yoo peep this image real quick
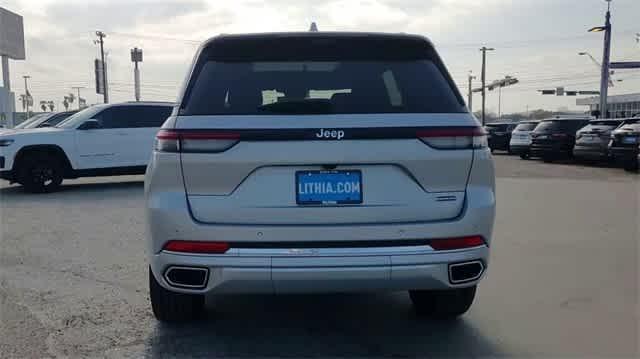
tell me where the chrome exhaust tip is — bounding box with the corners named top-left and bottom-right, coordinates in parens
top-left (449, 260), bottom-right (484, 284)
top-left (164, 266), bottom-right (209, 289)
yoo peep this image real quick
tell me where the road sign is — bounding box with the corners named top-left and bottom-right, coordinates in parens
top-left (0, 7), bottom-right (25, 60)
top-left (609, 62), bottom-right (640, 69)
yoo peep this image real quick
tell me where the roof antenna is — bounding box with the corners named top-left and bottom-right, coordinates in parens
top-left (309, 22), bottom-right (318, 32)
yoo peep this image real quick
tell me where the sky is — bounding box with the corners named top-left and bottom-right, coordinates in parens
top-left (2, 0), bottom-right (640, 115)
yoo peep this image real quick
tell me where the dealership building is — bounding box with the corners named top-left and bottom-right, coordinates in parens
top-left (576, 93), bottom-right (640, 118)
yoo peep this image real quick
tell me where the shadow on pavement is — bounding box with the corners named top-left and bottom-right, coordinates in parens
top-left (144, 293), bottom-right (504, 357)
top-left (0, 180), bottom-right (143, 198)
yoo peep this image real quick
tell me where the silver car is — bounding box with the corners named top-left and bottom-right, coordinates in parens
top-left (145, 32), bottom-right (496, 322)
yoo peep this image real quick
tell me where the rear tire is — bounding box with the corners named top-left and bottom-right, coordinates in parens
top-left (149, 267), bottom-right (205, 322)
top-left (17, 153), bottom-right (64, 193)
top-left (409, 286), bottom-right (476, 319)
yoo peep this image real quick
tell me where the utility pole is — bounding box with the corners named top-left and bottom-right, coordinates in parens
top-left (599, 1), bottom-right (612, 118)
top-left (95, 31), bottom-right (108, 103)
top-left (467, 71), bottom-right (476, 112)
top-left (71, 86), bottom-right (85, 110)
top-left (23, 75), bottom-right (31, 116)
top-left (498, 85), bottom-right (502, 120)
top-left (479, 47), bottom-right (494, 125)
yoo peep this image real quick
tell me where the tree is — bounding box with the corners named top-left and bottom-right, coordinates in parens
top-left (48, 101), bottom-right (55, 112)
top-left (40, 101), bottom-right (47, 112)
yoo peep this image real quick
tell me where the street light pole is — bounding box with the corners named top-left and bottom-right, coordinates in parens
top-left (599, 1), bottom-right (612, 118)
top-left (480, 47), bottom-right (494, 125)
top-left (95, 31), bottom-right (108, 103)
top-left (498, 85), bottom-right (502, 120)
top-left (71, 86), bottom-right (85, 110)
top-left (467, 71), bottom-right (476, 112)
top-left (588, 0), bottom-right (613, 118)
top-left (23, 75), bottom-right (31, 116)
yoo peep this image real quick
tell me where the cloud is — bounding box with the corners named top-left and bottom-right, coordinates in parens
top-left (45, 0), bottom-right (207, 32)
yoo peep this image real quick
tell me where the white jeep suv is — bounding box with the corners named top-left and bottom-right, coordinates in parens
top-left (0, 102), bottom-right (173, 192)
top-left (145, 32), bottom-right (495, 322)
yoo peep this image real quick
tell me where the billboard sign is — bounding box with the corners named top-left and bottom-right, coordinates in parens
top-left (0, 7), bottom-right (26, 60)
top-left (609, 62), bottom-right (640, 70)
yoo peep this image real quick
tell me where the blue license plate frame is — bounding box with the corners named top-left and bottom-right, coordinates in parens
top-left (296, 170), bottom-right (363, 205)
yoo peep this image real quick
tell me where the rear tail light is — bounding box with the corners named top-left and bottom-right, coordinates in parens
top-left (417, 127), bottom-right (487, 150)
top-left (163, 240), bottom-right (230, 254)
top-left (430, 236), bottom-right (486, 250)
top-left (155, 130), bottom-right (240, 153)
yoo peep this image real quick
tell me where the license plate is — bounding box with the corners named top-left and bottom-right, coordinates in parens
top-left (622, 136), bottom-right (638, 144)
top-left (296, 170), bottom-right (362, 205)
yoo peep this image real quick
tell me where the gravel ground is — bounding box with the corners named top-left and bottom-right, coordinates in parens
top-left (1, 155), bottom-right (638, 358)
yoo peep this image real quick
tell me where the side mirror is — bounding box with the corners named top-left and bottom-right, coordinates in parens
top-left (78, 119), bottom-right (101, 130)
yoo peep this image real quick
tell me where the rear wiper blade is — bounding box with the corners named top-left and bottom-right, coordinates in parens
top-left (258, 99), bottom-right (332, 114)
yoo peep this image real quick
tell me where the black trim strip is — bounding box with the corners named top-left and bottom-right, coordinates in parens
top-left (172, 126), bottom-right (479, 141)
top-left (230, 239), bottom-right (430, 249)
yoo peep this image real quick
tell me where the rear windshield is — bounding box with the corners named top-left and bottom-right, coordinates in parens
top-left (180, 36), bottom-right (465, 116)
top-left (535, 120), bottom-right (588, 132)
top-left (485, 124), bottom-right (510, 131)
top-left (618, 123), bottom-right (640, 131)
top-left (580, 120), bottom-right (621, 132)
top-left (181, 61), bottom-right (465, 115)
top-left (514, 122), bottom-right (538, 131)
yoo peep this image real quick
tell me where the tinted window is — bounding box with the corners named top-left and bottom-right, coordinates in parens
top-left (181, 60), bottom-right (465, 116)
top-left (536, 120), bottom-right (588, 132)
top-left (93, 106), bottom-right (171, 128)
top-left (579, 120), bottom-right (621, 132)
top-left (590, 120), bottom-right (621, 126)
top-left (485, 124), bottom-right (509, 131)
top-left (40, 112), bottom-right (75, 127)
top-left (133, 106), bottom-right (172, 127)
top-left (514, 122), bottom-right (538, 131)
top-left (619, 123), bottom-right (640, 131)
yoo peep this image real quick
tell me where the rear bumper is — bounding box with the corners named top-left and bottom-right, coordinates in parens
top-left (508, 144), bottom-right (530, 154)
top-left (150, 245), bottom-right (489, 295)
top-left (146, 183), bottom-right (495, 294)
top-left (610, 147), bottom-right (639, 161)
top-left (573, 145), bottom-right (608, 160)
top-left (488, 137), bottom-right (509, 150)
top-left (530, 143), bottom-right (572, 157)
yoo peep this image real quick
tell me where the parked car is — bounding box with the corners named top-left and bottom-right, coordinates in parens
top-left (485, 122), bottom-right (517, 153)
top-left (509, 120), bottom-right (540, 159)
top-left (13, 111), bottom-right (78, 130)
top-left (0, 102), bottom-right (173, 192)
top-left (145, 32), bottom-right (496, 322)
top-left (609, 118), bottom-right (640, 172)
top-left (2, 114), bottom-right (48, 132)
top-left (573, 119), bottom-right (623, 162)
top-left (530, 118), bottom-right (591, 161)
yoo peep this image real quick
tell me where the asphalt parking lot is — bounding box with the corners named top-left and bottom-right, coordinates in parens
top-left (1, 155), bottom-right (638, 358)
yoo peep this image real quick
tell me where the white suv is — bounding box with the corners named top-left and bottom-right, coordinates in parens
top-left (145, 32), bottom-right (495, 322)
top-left (0, 102), bottom-right (173, 192)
